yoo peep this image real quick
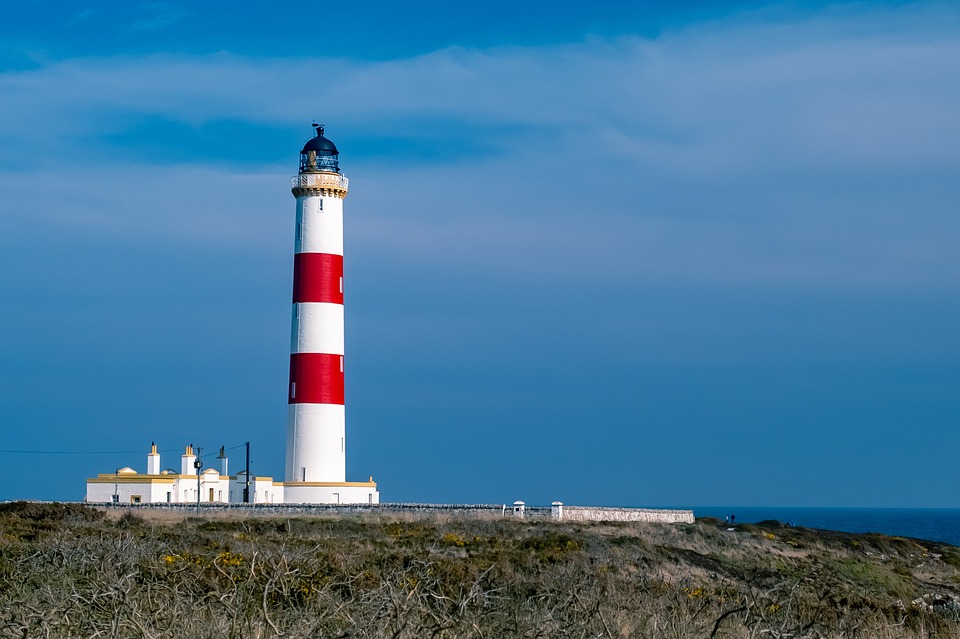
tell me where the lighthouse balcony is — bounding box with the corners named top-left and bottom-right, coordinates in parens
top-left (291, 173), bottom-right (349, 190)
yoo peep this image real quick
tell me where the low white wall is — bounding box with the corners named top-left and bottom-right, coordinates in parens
top-left (558, 506), bottom-right (694, 523)
top-left (87, 502), bottom-right (693, 524)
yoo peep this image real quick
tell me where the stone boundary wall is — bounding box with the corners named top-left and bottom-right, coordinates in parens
top-left (560, 506), bottom-right (695, 524)
top-left (81, 501), bottom-right (694, 524)
top-left (108, 502), bottom-right (511, 518)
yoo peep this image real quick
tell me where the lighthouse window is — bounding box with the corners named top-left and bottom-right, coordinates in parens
top-left (291, 382), bottom-right (296, 398)
top-left (318, 199), bottom-right (323, 211)
top-left (340, 356), bottom-right (344, 372)
top-left (339, 277), bottom-right (343, 293)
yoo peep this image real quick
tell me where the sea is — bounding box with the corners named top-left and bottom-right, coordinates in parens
top-left (689, 507), bottom-right (960, 547)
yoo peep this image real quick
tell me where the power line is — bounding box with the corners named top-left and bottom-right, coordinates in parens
top-left (0, 443), bottom-right (250, 457)
top-left (0, 449), bottom-right (174, 455)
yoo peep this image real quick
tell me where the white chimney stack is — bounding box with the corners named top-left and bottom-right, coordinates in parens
top-left (218, 446), bottom-right (228, 477)
top-left (146, 442), bottom-right (160, 475)
top-left (181, 444), bottom-right (197, 475)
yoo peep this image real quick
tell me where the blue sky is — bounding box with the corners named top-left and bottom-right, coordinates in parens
top-left (1, 1), bottom-right (958, 507)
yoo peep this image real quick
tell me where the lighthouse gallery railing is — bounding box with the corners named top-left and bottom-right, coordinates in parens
top-left (291, 173), bottom-right (349, 190)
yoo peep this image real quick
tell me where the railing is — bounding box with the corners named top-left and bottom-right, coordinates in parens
top-left (291, 173), bottom-right (349, 190)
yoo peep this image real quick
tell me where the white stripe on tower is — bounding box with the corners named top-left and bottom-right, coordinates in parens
top-left (285, 125), bottom-right (349, 484)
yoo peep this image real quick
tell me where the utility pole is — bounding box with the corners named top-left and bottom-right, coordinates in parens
top-left (195, 447), bottom-right (203, 513)
top-left (244, 441), bottom-right (251, 504)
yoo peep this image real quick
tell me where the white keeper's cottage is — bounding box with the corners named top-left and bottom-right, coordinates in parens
top-left (85, 443), bottom-right (378, 505)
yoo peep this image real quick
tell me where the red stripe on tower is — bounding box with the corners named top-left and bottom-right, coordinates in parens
top-left (292, 253), bottom-right (344, 304)
top-left (288, 353), bottom-right (345, 405)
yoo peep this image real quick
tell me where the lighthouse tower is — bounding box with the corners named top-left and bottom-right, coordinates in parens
top-left (284, 125), bottom-right (379, 504)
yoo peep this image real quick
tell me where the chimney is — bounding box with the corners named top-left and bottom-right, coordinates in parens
top-left (181, 444), bottom-right (197, 475)
top-left (146, 442), bottom-right (160, 475)
top-left (218, 446), bottom-right (228, 477)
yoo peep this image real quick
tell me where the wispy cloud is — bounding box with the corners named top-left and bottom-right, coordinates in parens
top-left (126, 2), bottom-right (190, 33)
top-left (0, 4), bottom-right (957, 293)
top-left (3, 7), bottom-right (958, 165)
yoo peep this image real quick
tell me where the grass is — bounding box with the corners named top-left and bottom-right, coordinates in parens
top-left (0, 503), bottom-right (959, 638)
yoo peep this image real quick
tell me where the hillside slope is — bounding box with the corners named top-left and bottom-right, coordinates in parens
top-left (1, 503), bottom-right (959, 638)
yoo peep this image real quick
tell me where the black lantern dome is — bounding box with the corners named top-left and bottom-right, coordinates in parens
top-left (299, 124), bottom-right (340, 174)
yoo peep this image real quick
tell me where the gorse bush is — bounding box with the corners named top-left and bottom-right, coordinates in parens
top-left (0, 505), bottom-right (958, 638)
top-left (0, 500), bottom-right (103, 541)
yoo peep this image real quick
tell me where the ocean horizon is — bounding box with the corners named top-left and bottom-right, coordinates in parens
top-left (686, 506), bottom-right (960, 547)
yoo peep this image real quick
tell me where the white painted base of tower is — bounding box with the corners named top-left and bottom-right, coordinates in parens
top-left (285, 404), bottom-right (346, 482)
top-left (283, 482), bottom-right (380, 504)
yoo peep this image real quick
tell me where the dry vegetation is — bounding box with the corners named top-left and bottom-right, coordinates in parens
top-left (1, 502), bottom-right (960, 638)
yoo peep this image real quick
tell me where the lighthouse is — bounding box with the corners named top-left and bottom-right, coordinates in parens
top-left (283, 125), bottom-right (379, 504)
top-left (85, 126), bottom-right (379, 506)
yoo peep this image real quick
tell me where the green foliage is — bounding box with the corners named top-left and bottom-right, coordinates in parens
top-left (830, 558), bottom-right (916, 599)
top-left (517, 530), bottom-right (582, 561)
top-left (0, 501), bottom-right (104, 541)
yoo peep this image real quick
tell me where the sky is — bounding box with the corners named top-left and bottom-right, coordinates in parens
top-left (1, 1), bottom-right (958, 508)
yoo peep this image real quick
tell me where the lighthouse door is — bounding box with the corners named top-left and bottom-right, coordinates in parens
top-left (208, 488), bottom-right (215, 502)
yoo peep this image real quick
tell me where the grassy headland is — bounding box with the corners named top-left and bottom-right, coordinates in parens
top-left (1, 502), bottom-right (959, 637)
